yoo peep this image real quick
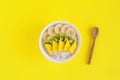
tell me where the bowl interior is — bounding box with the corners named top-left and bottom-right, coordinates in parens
top-left (39, 21), bottom-right (81, 62)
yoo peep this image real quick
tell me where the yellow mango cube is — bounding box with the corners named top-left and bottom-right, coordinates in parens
top-left (52, 40), bottom-right (58, 52)
top-left (58, 40), bottom-right (64, 51)
top-left (44, 44), bottom-right (52, 54)
top-left (64, 40), bottom-right (70, 51)
top-left (69, 42), bottom-right (77, 53)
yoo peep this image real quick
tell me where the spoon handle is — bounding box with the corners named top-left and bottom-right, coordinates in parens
top-left (88, 38), bottom-right (96, 64)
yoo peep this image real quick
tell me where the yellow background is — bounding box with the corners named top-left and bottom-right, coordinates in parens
top-left (0, 0), bottom-right (120, 80)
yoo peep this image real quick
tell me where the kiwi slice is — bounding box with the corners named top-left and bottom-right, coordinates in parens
top-left (42, 39), bottom-right (52, 44)
top-left (65, 34), bottom-right (77, 44)
top-left (58, 33), bottom-right (66, 41)
top-left (43, 32), bottom-right (77, 45)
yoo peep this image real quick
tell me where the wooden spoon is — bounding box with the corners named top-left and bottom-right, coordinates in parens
top-left (88, 27), bottom-right (99, 64)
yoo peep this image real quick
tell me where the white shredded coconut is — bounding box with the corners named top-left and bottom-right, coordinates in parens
top-left (50, 51), bottom-right (72, 61)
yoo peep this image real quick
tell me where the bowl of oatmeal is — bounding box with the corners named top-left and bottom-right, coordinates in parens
top-left (39, 21), bottom-right (81, 62)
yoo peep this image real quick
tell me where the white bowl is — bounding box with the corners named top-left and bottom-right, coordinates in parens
top-left (39, 21), bottom-right (82, 63)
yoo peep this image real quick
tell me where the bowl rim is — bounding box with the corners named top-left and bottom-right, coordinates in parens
top-left (39, 21), bottom-right (82, 63)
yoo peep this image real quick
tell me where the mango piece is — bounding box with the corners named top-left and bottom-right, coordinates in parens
top-left (52, 40), bottom-right (58, 52)
top-left (69, 42), bottom-right (77, 53)
top-left (64, 40), bottom-right (70, 51)
top-left (58, 40), bottom-right (64, 51)
top-left (44, 44), bottom-right (52, 54)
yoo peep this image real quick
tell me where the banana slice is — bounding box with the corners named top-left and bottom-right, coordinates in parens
top-left (61, 25), bottom-right (70, 33)
top-left (48, 27), bottom-right (55, 35)
top-left (43, 32), bottom-right (49, 40)
top-left (55, 24), bottom-right (63, 33)
top-left (75, 34), bottom-right (78, 40)
top-left (66, 28), bottom-right (76, 36)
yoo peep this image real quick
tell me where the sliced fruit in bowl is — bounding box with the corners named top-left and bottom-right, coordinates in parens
top-left (39, 21), bottom-right (81, 62)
